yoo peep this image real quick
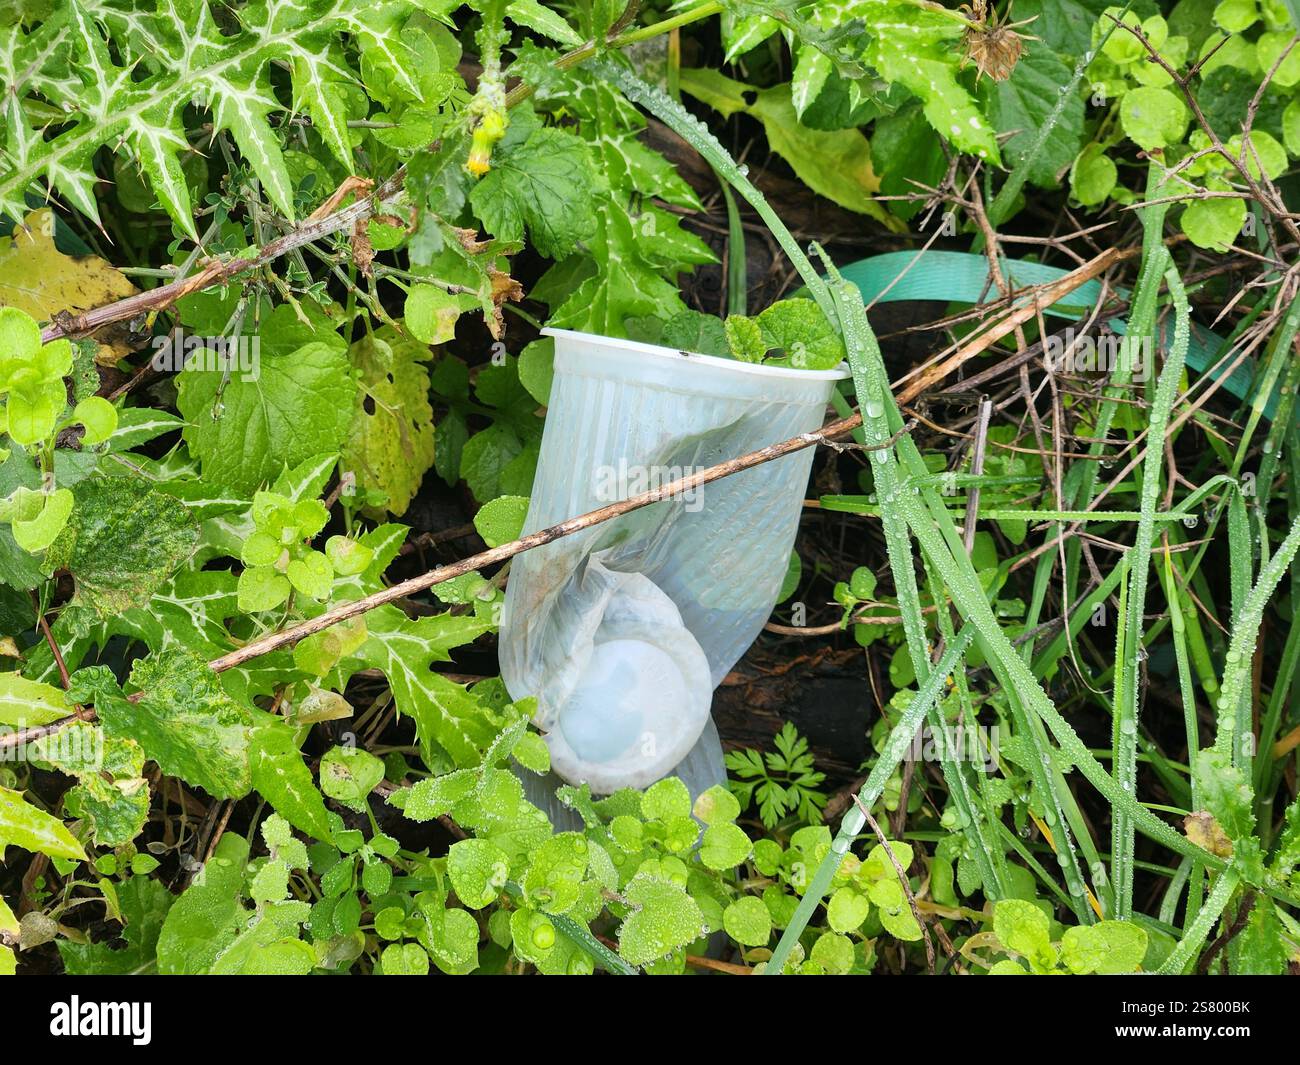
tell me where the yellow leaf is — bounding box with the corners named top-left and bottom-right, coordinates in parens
top-left (0, 209), bottom-right (138, 365)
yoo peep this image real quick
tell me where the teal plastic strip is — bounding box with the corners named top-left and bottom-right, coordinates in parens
top-left (824, 250), bottom-right (1269, 418)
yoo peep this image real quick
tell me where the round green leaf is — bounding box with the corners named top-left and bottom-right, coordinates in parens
top-left (723, 896), bottom-right (772, 947)
top-left (287, 551), bottom-right (333, 600)
top-left (241, 530), bottom-right (282, 567)
top-left (237, 565), bottom-right (291, 612)
top-left (1227, 130), bottom-right (1287, 180)
top-left (810, 931), bottom-right (854, 974)
top-left (405, 285), bottom-right (462, 346)
top-left (0, 307), bottom-right (41, 366)
top-left (11, 487), bottom-right (73, 554)
top-left (1061, 919), bottom-right (1149, 974)
top-left (1214, 0), bottom-right (1259, 32)
top-left (325, 534), bottom-right (374, 576)
top-left (448, 837), bottom-right (509, 909)
top-left (827, 886), bottom-right (871, 933)
top-left (1284, 98), bottom-right (1300, 157)
top-left (699, 822), bottom-right (752, 870)
top-left (381, 941), bottom-right (430, 975)
top-left (473, 494), bottom-right (529, 548)
top-left (71, 396), bottom-right (117, 445)
top-left (1070, 144), bottom-right (1118, 206)
top-left (641, 777), bottom-right (691, 821)
top-left (692, 784), bottom-right (741, 825)
top-left (1120, 86), bottom-right (1189, 150)
top-left (992, 898), bottom-right (1057, 971)
top-left (320, 745), bottom-right (385, 812)
top-left (1098, 9), bottom-right (1144, 63)
top-left (1256, 30), bottom-right (1300, 85)
top-left (1182, 192), bottom-right (1247, 251)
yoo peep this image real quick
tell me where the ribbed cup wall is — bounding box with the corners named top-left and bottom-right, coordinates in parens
top-left (500, 329), bottom-right (848, 796)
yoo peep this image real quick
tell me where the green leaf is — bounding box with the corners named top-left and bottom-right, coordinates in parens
top-left (54, 727), bottom-right (150, 848)
top-left (71, 396), bottom-right (117, 445)
top-left (156, 834), bottom-right (251, 975)
top-left (660, 310), bottom-right (729, 357)
top-left (448, 837), bottom-right (509, 908)
top-left (380, 941), bottom-right (431, 975)
top-left (405, 286), bottom-right (464, 345)
top-left (522, 832), bottom-right (589, 914)
top-left (286, 551), bottom-right (333, 600)
top-left (237, 565), bottom-right (291, 613)
top-left (1194, 748), bottom-right (1256, 841)
top-left (319, 744), bottom-right (385, 812)
top-left (1061, 919), bottom-right (1149, 974)
top-left (473, 494), bottom-right (529, 547)
top-left (8, 485), bottom-right (73, 554)
top-left (397, 769), bottom-right (478, 820)
top-left (618, 873), bottom-right (707, 964)
top-left (992, 899), bottom-right (1057, 971)
top-left (1070, 143), bottom-right (1118, 206)
top-left (1215, 0), bottom-right (1260, 32)
top-left (0, 2), bottom-right (394, 233)
top-left (827, 886), bottom-right (872, 932)
top-left (470, 127), bottom-right (599, 259)
top-left (0, 674), bottom-right (70, 729)
top-left (699, 822), bottom-right (753, 870)
top-left (248, 720), bottom-right (333, 841)
top-left (722, 895), bottom-right (772, 947)
top-left (1227, 130), bottom-right (1287, 179)
top-left (0, 306), bottom-right (41, 363)
top-left (1120, 86), bottom-right (1190, 150)
top-left (641, 777), bottom-right (692, 821)
top-left (1228, 898), bottom-right (1288, 974)
top-left (692, 784), bottom-right (741, 825)
top-left (724, 314), bottom-right (766, 362)
top-left (809, 930), bottom-right (854, 974)
top-left (859, 5), bottom-right (1001, 162)
top-left (756, 298), bottom-right (846, 370)
top-left (353, 606), bottom-right (496, 768)
top-left (80, 651), bottom-right (252, 800)
top-left (0, 785), bottom-right (86, 861)
top-left (506, 0), bottom-right (582, 45)
top-left (45, 476), bottom-right (198, 629)
top-left (511, 731), bottom-right (550, 774)
top-left (177, 342), bottom-right (356, 496)
top-left (679, 69), bottom-right (896, 226)
top-left (1182, 189), bottom-right (1247, 251)
top-left (984, 46), bottom-right (1085, 188)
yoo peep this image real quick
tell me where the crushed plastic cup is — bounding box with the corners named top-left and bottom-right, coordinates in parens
top-left (501, 327), bottom-right (849, 802)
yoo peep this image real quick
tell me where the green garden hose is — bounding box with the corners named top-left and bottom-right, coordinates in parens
top-left (829, 250), bottom-right (1270, 418)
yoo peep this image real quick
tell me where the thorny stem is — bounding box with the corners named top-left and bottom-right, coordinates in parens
top-left (41, 3), bottom-right (726, 345)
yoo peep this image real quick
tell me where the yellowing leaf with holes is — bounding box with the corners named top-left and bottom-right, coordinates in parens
top-left (341, 329), bottom-right (436, 517)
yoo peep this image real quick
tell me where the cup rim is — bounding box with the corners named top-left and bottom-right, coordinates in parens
top-left (542, 328), bottom-right (852, 382)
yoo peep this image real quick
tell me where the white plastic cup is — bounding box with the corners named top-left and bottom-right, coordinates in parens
top-left (501, 328), bottom-right (849, 799)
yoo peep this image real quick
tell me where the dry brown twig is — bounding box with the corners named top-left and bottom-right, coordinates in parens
top-left (0, 409), bottom-right (876, 750)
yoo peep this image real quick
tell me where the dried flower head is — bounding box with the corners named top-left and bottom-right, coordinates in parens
top-left (961, 0), bottom-right (1038, 82)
